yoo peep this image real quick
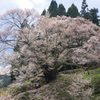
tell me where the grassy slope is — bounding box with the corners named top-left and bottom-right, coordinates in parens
top-left (83, 68), bottom-right (100, 100)
top-left (0, 67), bottom-right (100, 100)
top-left (13, 68), bottom-right (100, 100)
top-left (14, 74), bottom-right (74, 100)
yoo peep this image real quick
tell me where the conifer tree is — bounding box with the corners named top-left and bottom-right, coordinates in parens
top-left (57, 4), bottom-right (66, 16)
top-left (66, 4), bottom-right (80, 18)
top-left (90, 8), bottom-right (99, 26)
top-left (80, 0), bottom-right (99, 26)
top-left (48, 0), bottom-right (58, 17)
top-left (80, 0), bottom-right (88, 17)
top-left (41, 9), bottom-right (46, 16)
top-left (83, 10), bottom-right (91, 20)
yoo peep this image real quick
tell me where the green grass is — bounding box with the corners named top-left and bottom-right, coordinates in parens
top-left (94, 94), bottom-right (100, 100)
top-left (83, 67), bottom-right (100, 100)
top-left (83, 67), bottom-right (100, 78)
top-left (83, 73), bottom-right (100, 79)
top-left (42, 91), bottom-right (46, 96)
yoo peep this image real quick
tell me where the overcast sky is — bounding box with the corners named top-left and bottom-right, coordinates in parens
top-left (0, 0), bottom-right (100, 16)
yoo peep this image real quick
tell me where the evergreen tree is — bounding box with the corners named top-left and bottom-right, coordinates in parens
top-left (80, 0), bottom-right (99, 26)
top-left (84, 10), bottom-right (91, 20)
top-left (41, 9), bottom-right (46, 16)
top-left (57, 4), bottom-right (66, 16)
top-left (80, 0), bottom-right (88, 18)
top-left (90, 8), bottom-right (99, 26)
top-left (48, 0), bottom-right (58, 17)
top-left (66, 4), bottom-right (80, 18)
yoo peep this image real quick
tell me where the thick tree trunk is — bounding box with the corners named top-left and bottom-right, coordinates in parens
top-left (43, 67), bottom-right (57, 83)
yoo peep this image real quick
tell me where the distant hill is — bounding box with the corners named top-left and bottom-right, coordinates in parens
top-left (0, 65), bottom-right (11, 88)
top-left (0, 74), bottom-right (11, 88)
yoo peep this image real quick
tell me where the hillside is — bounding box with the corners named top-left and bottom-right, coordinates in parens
top-left (0, 75), bottom-right (11, 88)
top-left (0, 68), bottom-right (100, 100)
top-left (13, 68), bottom-right (100, 100)
top-left (0, 66), bottom-right (11, 88)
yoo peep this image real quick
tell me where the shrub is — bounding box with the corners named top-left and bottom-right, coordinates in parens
top-left (92, 76), bottom-right (100, 94)
top-left (8, 81), bottom-right (34, 96)
top-left (67, 74), bottom-right (94, 100)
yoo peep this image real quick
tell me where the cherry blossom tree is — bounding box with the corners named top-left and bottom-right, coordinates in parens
top-left (11, 15), bottom-right (85, 83)
top-left (0, 9), bottom-right (100, 83)
top-left (0, 8), bottom-right (39, 62)
top-left (0, 8), bottom-right (39, 82)
top-left (10, 15), bottom-right (70, 83)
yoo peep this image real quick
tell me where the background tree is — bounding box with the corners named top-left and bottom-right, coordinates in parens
top-left (80, 0), bottom-right (99, 26)
top-left (0, 8), bottom-right (39, 82)
top-left (48, 0), bottom-right (58, 17)
top-left (90, 8), bottom-right (99, 26)
top-left (0, 8), bottom-right (39, 54)
top-left (83, 10), bottom-right (91, 20)
top-left (41, 9), bottom-right (46, 16)
top-left (80, 0), bottom-right (88, 18)
top-left (57, 4), bottom-right (66, 16)
top-left (66, 3), bottom-right (80, 18)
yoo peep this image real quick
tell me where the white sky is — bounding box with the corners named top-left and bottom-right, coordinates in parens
top-left (0, 0), bottom-right (100, 16)
top-left (0, 65), bottom-right (11, 75)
